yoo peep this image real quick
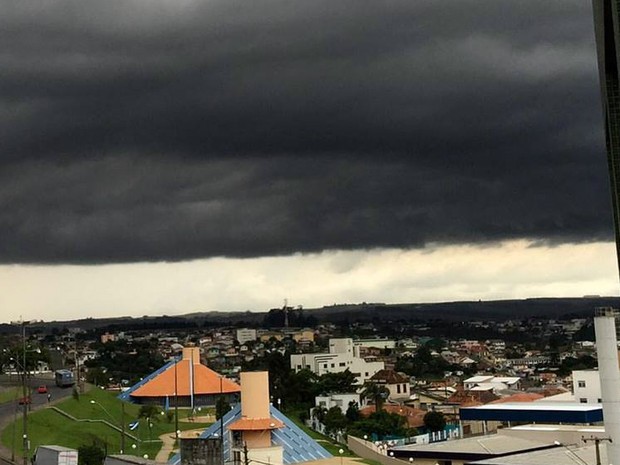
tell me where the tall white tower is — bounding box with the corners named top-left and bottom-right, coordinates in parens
top-left (594, 307), bottom-right (620, 464)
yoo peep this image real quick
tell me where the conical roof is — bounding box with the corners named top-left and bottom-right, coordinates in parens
top-left (127, 347), bottom-right (240, 398)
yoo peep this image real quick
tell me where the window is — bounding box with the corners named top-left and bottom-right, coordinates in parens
top-left (397, 385), bottom-right (401, 394)
top-left (323, 364), bottom-right (328, 369)
top-left (297, 365), bottom-right (302, 370)
top-left (580, 398), bottom-right (588, 403)
top-left (598, 398), bottom-right (602, 403)
top-left (331, 363), bottom-right (335, 368)
top-left (578, 380), bottom-right (586, 388)
top-left (339, 362), bottom-right (346, 367)
top-left (365, 372), bottom-right (369, 377)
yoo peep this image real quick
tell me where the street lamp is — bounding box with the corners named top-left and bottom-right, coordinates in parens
top-left (90, 400), bottom-right (126, 453)
top-left (8, 319), bottom-right (32, 465)
top-left (339, 448), bottom-right (344, 465)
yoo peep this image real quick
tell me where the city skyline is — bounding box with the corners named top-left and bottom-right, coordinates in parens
top-left (0, 1), bottom-right (616, 322)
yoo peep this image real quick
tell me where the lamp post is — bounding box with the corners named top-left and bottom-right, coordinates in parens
top-left (90, 400), bottom-right (125, 453)
top-left (339, 448), bottom-right (344, 465)
top-left (16, 320), bottom-right (29, 465)
top-left (7, 339), bottom-right (39, 464)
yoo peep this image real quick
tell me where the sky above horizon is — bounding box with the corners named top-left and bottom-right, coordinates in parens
top-left (1, 0), bottom-right (619, 323)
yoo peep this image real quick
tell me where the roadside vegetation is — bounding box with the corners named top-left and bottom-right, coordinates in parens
top-left (0, 386), bottom-right (212, 461)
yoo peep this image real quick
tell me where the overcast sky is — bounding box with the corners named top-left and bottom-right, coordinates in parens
top-left (1, 0), bottom-right (617, 323)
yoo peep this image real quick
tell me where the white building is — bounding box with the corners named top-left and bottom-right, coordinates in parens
top-left (291, 338), bottom-right (384, 384)
top-left (236, 328), bottom-right (257, 345)
top-left (352, 338), bottom-right (396, 354)
top-left (463, 375), bottom-right (521, 392)
top-left (315, 393), bottom-right (361, 414)
top-left (573, 369), bottom-right (601, 404)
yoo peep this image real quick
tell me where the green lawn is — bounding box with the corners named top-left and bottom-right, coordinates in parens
top-left (0, 387), bottom-right (21, 405)
top-left (1, 387), bottom-right (212, 461)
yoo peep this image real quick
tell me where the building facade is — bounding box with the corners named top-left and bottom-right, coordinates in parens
top-left (290, 338), bottom-right (384, 384)
top-left (593, 0), bottom-right (620, 270)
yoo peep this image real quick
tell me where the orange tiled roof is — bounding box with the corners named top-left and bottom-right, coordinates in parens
top-left (228, 417), bottom-right (284, 431)
top-left (489, 393), bottom-right (544, 404)
top-left (131, 359), bottom-right (241, 397)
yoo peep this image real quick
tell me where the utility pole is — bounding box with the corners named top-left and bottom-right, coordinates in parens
top-left (243, 442), bottom-right (249, 465)
top-left (583, 435), bottom-right (612, 465)
top-left (174, 357), bottom-right (179, 441)
top-left (21, 320), bottom-right (29, 465)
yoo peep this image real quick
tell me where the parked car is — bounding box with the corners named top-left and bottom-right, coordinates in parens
top-left (37, 385), bottom-right (48, 394)
top-left (18, 396), bottom-right (31, 405)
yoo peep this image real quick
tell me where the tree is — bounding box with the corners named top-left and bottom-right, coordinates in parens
top-left (216, 396), bottom-right (231, 420)
top-left (319, 370), bottom-right (358, 394)
top-left (312, 405), bottom-right (327, 424)
top-left (361, 382), bottom-right (390, 413)
top-left (345, 401), bottom-right (360, 422)
top-left (138, 404), bottom-right (161, 419)
top-left (78, 445), bottom-right (105, 465)
top-left (347, 410), bottom-right (412, 440)
top-left (423, 411), bottom-right (446, 432)
top-left (323, 406), bottom-right (348, 436)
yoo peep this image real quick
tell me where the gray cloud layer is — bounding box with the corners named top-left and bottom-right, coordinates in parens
top-left (0, 0), bottom-right (612, 263)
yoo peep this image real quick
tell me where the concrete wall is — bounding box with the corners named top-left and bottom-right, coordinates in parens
top-left (247, 446), bottom-right (283, 465)
top-left (240, 372), bottom-right (269, 419)
top-left (572, 370), bottom-right (601, 404)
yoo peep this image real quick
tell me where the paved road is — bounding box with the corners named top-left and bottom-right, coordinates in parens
top-left (0, 378), bottom-right (75, 463)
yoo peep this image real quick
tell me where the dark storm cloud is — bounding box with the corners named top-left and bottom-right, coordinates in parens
top-left (0, 0), bottom-right (612, 263)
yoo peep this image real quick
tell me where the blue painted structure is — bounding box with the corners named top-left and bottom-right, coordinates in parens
top-left (169, 404), bottom-right (332, 465)
top-left (460, 402), bottom-right (603, 423)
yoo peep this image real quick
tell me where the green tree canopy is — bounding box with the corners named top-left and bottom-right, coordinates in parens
top-left (361, 382), bottom-right (390, 413)
top-left (423, 411), bottom-right (446, 432)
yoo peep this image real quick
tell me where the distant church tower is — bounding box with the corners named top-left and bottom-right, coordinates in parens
top-left (593, 0), bottom-right (620, 273)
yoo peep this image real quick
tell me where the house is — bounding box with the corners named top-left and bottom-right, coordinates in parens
top-left (368, 369), bottom-right (410, 401)
top-left (315, 393), bottom-right (361, 414)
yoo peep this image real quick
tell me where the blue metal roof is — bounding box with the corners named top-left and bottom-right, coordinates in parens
top-left (459, 402), bottom-right (603, 423)
top-left (169, 404), bottom-right (331, 465)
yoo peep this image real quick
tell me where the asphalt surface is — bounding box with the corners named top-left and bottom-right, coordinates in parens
top-left (0, 376), bottom-right (75, 463)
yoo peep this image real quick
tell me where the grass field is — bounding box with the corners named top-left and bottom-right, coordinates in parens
top-left (0, 387), bottom-right (212, 460)
top-left (0, 387), bottom-right (21, 405)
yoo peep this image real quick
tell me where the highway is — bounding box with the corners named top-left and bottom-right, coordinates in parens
top-left (0, 377), bottom-right (75, 463)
